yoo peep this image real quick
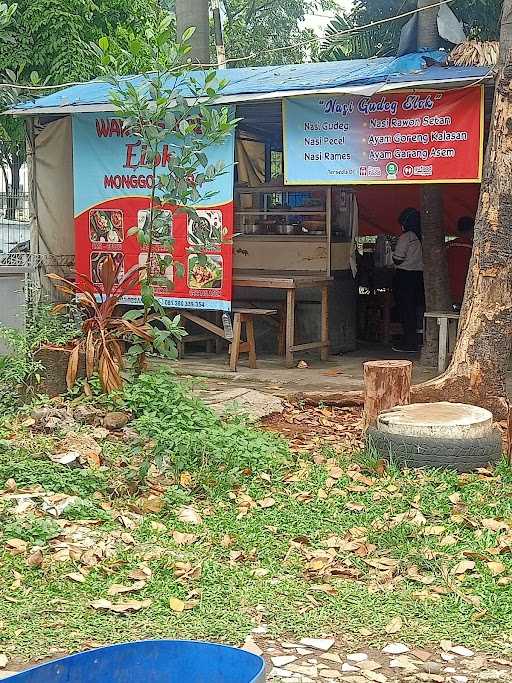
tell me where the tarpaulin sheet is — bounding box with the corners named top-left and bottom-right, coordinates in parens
top-left (13, 53), bottom-right (490, 114)
top-left (356, 183), bottom-right (480, 236)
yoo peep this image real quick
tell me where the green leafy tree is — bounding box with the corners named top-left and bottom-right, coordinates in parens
top-left (321, 0), bottom-right (503, 61)
top-left (220, 0), bottom-right (334, 66)
top-left (0, 0), bottom-right (163, 84)
top-left (0, 116), bottom-right (24, 219)
top-left (57, 20), bottom-right (239, 390)
top-left (0, 0), bottom-right (165, 224)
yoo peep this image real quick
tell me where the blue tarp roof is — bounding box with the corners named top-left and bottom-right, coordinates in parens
top-left (13, 52), bottom-right (491, 114)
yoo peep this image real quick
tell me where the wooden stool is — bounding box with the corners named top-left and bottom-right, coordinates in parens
top-left (229, 308), bottom-right (276, 372)
top-left (423, 311), bottom-right (460, 372)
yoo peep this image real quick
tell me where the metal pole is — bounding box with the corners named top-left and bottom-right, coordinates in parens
top-left (211, 0), bottom-right (227, 68)
top-left (175, 0), bottom-right (210, 65)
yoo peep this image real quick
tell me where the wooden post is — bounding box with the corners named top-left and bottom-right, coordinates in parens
top-left (437, 316), bottom-right (449, 373)
top-left (229, 313), bottom-right (242, 372)
top-left (320, 284), bottom-right (329, 361)
top-left (285, 289), bottom-right (296, 368)
top-left (363, 360), bottom-right (412, 430)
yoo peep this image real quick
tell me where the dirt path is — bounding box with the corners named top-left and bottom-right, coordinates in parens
top-left (246, 633), bottom-right (512, 683)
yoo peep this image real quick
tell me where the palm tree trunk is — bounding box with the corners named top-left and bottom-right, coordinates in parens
top-left (175, 0), bottom-right (210, 64)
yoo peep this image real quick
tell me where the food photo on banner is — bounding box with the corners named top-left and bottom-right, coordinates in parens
top-left (283, 87), bottom-right (483, 185)
top-left (72, 112), bottom-right (236, 311)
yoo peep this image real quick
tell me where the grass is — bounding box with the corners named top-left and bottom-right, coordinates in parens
top-left (1, 372), bottom-right (512, 660)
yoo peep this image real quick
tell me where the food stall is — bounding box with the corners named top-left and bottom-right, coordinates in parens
top-left (10, 53), bottom-right (491, 367)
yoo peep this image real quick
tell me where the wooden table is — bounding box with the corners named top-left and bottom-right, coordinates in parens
top-left (424, 310), bottom-right (460, 372)
top-left (233, 270), bottom-right (332, 368)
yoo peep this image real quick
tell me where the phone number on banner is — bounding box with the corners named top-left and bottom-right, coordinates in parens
top-left (118, 295), bottom-right (231, 311)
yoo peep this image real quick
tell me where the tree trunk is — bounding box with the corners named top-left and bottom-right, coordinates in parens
top-left (363, 360), bottom-right (412, 430)
top-left (421, 186), bottom-right (452, 363)
top-left (176, 0), bottom-right (210, 65)
top-left (417, 0), bottom-right (439, 49)
top-left (417, 0), bottom-right (452, 364)
top-left (414, 0), bottom-right (512, 420)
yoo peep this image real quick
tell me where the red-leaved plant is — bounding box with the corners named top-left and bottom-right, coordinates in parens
top-left (49, 255), bottom-right (159, 393)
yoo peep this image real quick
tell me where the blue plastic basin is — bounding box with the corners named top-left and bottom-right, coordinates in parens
top-left (8, 640), bottom-right (266, 682)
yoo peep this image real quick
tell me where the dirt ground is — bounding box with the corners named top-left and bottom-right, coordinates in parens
top-left (161, 345), bottom-right (437, 396)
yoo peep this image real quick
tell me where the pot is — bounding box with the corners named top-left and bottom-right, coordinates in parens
top-left (244, 223), bottom-right (263, 235)
top-left (275, 223), bottom-right (299, 235)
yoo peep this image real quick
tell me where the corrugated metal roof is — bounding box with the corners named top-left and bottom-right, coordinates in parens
top-left (12, 52), bottom-right (491, 115)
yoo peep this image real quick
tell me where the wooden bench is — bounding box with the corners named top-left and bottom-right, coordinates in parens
top-left (177, 332), bottom-right (216, 359)
top-left (229, 308), bottom-right (276, 372)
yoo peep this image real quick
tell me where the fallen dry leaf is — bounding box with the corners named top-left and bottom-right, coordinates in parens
top-left (127, 569), bottom-right (151, 583)
top-left (258, 497), bottom-right (276, 509)
top-left (452, 560), bottom-right (476, 575)
top-left (482, 518), bottom-right (509, 532)
top-left (5, 538), bottom-right (27, 555)
top-left (385, 616), bottom-right (403, 634)
top-left (424, 526), bottom-right (445, 537)
top-left (327, 465), bottom-right (344, 479)
top-left (56, 432), bottom-right (102, 468)
top-left (407, 566), bottom-right (435, 585)
top-left (141, 497), bottom-right (164, 513)
top-left (169, 597), bottom-right (185, 612)
top-left (220, 534), bottom-right (235, 547)
top-left (21, 417), bottom-right (36, 428)
top-left (174, 562), bottom-right (202, 581)
top-left (439, 535), bottom-right (458, 547)
top-left (150, 521), bottom-right (166, 532)
top-left (486, 561), bottom-right (506, 576)
top-left (179, 472), bottom-right (192, 488)
top-left (107, 581), bottom-right (145, 596)
top-left (4, 478), bottom-right (16, 492)
top-left (172, 530), bottom-right (198, 545)
top-left (177, 506), bottom-right (202, 525)
top-left (309, 583), bottom-right (337, 595)
top-left (26, 549), bottom-right (43, 568)
top-left (90, 598), bottom-right (151, 613)
top-left (65, 572), bottom-right (86, 583)
top-left (346, 502), bottom-right (365, 512)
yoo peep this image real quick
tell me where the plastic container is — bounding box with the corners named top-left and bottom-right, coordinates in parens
top-left (8, 640), bottom-right (266, 682)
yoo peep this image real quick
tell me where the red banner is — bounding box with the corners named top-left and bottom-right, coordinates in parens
top-left (74, 198), bottom-right (233, 310)
top-left (284, 87), bottom-right (484, 184)
top-left (72, 113), bottom-right (235, 311)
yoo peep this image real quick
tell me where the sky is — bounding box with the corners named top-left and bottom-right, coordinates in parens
top-left (302, 0), bottom-right (353, 36)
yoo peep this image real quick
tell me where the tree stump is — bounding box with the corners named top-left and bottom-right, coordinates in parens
top-left (363, 360), bottom-right (412, 430)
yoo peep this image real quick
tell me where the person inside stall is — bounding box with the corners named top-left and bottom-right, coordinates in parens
top-left (447, 216), bottom-right (474, 308)
top-left (392, 208), bottom-right (425, 353)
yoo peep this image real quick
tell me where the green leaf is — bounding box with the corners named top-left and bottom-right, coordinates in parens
top-left (98, 36), bottom-right (109, 51)
top-left (181, 26), bottom-right (196, 42)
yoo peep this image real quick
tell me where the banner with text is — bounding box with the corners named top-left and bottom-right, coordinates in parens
top-left (72, 112), bottom-right (235, 311)
top-left (283, 87), bottom-right (483, 185)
